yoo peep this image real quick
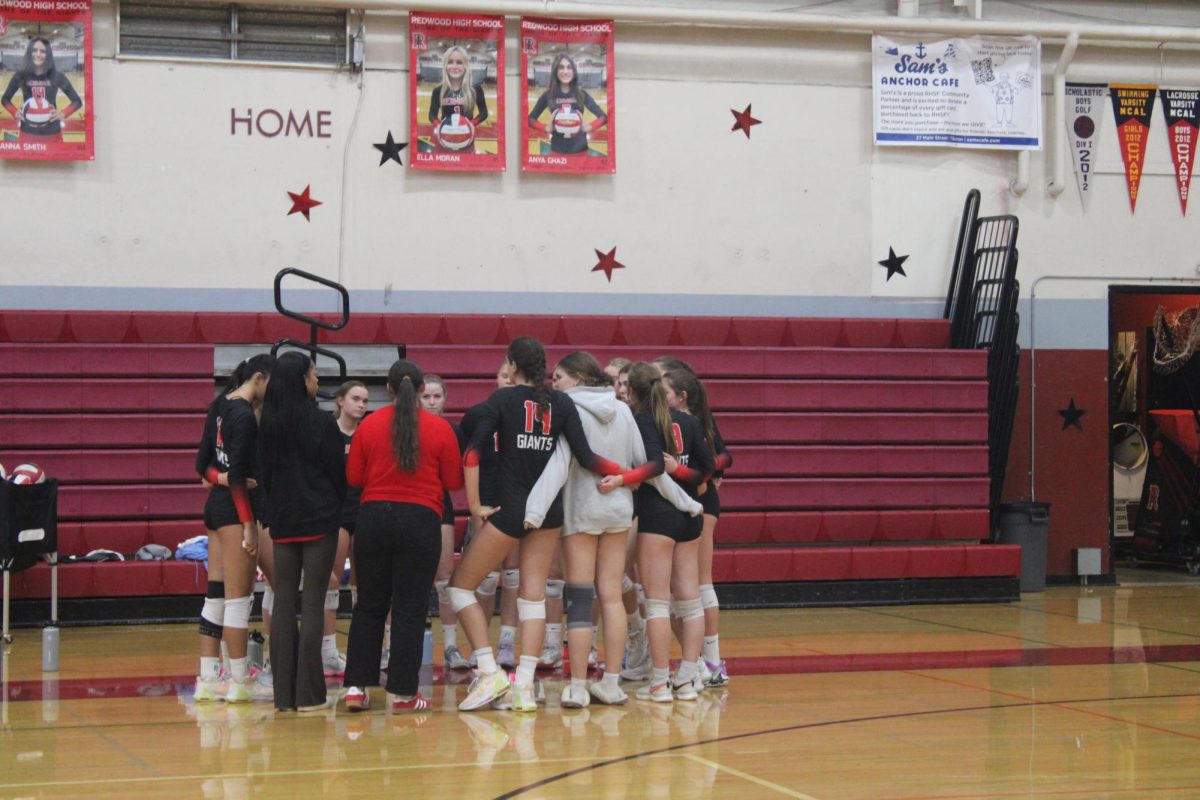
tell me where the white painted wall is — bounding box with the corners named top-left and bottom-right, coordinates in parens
top-left (2, 2), bottom-right (1198, 336)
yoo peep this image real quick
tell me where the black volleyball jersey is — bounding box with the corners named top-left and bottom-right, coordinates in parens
top-left (428, 84), bottom-right (489, 124)
top-left (460, 402), bottom-right (500, 506)
top-left (194, 395), bottom-right (258, 523)
top-left (463, 385), bottom-right (620, 506)
top-left (1, 71), bottom-right (82, 136)
top-left (626, 409), bottom-right (714, 514)
top-left (527, 86), bottom-right (607, 155)
top-left (710, 417), bottom-right (732, 476)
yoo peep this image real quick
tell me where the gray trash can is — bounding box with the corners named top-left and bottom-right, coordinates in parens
top-left (997, 502), bottom-right (1050, 592)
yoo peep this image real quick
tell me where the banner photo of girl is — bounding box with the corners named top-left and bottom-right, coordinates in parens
top-left (408, 11), bottom-right (505, 173)
top-left (520, 17), bottom-right (614, 174)
top-left (0, 0), bottom-right (94, 161)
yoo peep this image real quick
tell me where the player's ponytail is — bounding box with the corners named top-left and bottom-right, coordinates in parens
top-left (508, 336), bottom-right (550, 418)
top-left (211, 353), bottom-right (275, 411)
top-left (628, 362), bottom-right (678, 457)
top-left (387, 359), bottom-right (423, 472)
top-left (664, 368), bottom-right (715, 454)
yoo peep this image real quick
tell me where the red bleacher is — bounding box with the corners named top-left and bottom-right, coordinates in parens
top-left (1, 312), bottom-right (1018, 608)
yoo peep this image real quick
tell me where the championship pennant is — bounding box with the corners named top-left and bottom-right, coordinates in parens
top-left (1109, 84), bottom-right (1156, 212)
top-left (1159, 89), bottom-right (1199, 216)
top-left (1065, 83), bottom-right (1107, 212)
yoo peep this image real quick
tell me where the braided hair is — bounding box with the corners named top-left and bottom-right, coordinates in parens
top-left (508, 336), bottom-right (550, 417)
top-left (387, 359), bottom-right (423, 472)
top-left (628, 361), bottom-right (678, 457)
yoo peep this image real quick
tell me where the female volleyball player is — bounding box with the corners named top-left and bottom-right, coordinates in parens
top-left (450, 337), bottom-right (624, 712)
top-left (193, 354), bottom-right (274, 703)
top-left (428, 45), bottom-right (488, 152)
top-left (1, 38), bottom-right (83, 143)
top-left (258, 352), bottom-right (347, 712)
top-left (342, 360), bottom-right (463, 712)
top-left (526, 52), bottom-right (608, 156)
top-left (599, 362), bottom-right (714, 703)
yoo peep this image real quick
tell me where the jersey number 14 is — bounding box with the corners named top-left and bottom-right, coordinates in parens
top-left (523, 400), bottom-right (552, 435)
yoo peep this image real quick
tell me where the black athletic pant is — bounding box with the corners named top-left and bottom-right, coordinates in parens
top-left (270, 532), bottom-right (339, 711)
top-left (344, 501), bottom-right (441, 697)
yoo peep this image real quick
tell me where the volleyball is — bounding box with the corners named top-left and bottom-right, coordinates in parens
top-left (436, 114), bottom-right (476, 151)
top-left (552, 109), bottom-right (582, 137)
top-left (9, 463), bottom-right (45, 485)
top-left (22, 96), bottom-right (55, 125)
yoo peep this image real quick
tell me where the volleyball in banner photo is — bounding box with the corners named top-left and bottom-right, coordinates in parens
top-left (1108, 84), bottom-right (1156, 213)
top-left (1158, 88), bottom-right (1198, 216)
top-left (408, 11), bottom-right (505, 173)
top-left (520, 16), bottom-right (615, 175)
top-left (0, 0), bottom-right (94, 161)
top-left (1065, 83), bottom-right (1107, 212)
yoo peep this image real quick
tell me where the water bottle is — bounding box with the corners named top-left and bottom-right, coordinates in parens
top-left (421, 621), bottom-right (433, 666)
top-left (42, 625), bottom-right (60, 672)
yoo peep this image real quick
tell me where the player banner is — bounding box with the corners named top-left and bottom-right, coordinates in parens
top-left (873, 34), bottom-right (1041, 150)
top-left (1065, 83), bottom-right (1107, 212)
top-left (520, 16), bottom-right (615, 174)
top-left (409, 11), bottom-right (504, 172)
top-left (0, 0), bottom-right (94, 161)
top-left (1159, 88), bottom-right (1198, 216)
top-left (1109, 85), bottom-right (1156, 213)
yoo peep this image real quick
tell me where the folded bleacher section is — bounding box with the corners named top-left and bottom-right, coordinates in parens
top-left (0, 311), bottom-right (1019, 624)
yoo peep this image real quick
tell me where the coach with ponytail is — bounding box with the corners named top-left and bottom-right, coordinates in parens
top-left (341, 360), bottom-right (463, 713)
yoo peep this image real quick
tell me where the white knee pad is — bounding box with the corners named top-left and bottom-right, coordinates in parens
top-left (699, 584), bottom-right (719, 610)
top-left (669, 599), bottom-right (683, 619)
top-left (676, 597), bottom-right (704, 622)
top-left (544, 579), bottom-right (565, 600)
top-left (435, 580), bottom-right (450, 605)
top-left (645, 598), bottom-right (671, 621)
top-left (477, 571), bottom-right (500, 597)
top-left (621, 574), bottom-right (635, 594)
top-left (324, 589), bottom-right (340, 611)
top-left (223, 596), bottom-right (253, 630)
top-left (261, 586), bottom-right (274, 614)
top-left (200, 597), bottom-right (224, 639)
top-left (447, 586), bottom-right (479, 613)
top-left (517, 596), bottom-right (546, 622)
top-left (502, 569), bottom-right (520, 590)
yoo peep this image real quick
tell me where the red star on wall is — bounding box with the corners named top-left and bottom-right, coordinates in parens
top-left (592, 247), bottom-right (625, 282)
top-left (731, 104), bottom-right (761, 138)
top-left (287, 185), bottom-right (322, 221)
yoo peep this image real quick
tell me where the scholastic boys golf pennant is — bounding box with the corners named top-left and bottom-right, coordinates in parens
top-left (1065, 83), bottom-right (1107, 212)
top-left (408, 11), bottom-right (505, 172)
top-left (1159, 88), bottom-right (1198, 216)
top-left (1109, 84), bottom-right (1156, 212)
top-left (0, 0), bottom-right (94, 161)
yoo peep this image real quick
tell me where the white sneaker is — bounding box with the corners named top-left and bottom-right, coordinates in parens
top-left (635, 680), bottom-right (673, 703)
top-left (560, 683), bottom-right (591, 709)
top-left (492, 680), bottom-right (544, 711)
top-left (588, 681), bottom-right (629, 705)
top-left (537, 642), bottom-right (562, 671)
top-left (225, 679), bottom-right (273, 704)
top-left (194, 676), bottom-right (227, 703)
top-left (497, 639), bottom-right (517, 669)
top-left (620, 642), bottom-right (651, 681)
top-left (459, 670), bottom-right (511, 712)
top-left (323, 649), bottom-right (347, 677)
top-left (698, 659), bottom-right (713, 686)
top-left (444, 645), bottom-right (472, 671)
top-left (671, 673), bottom-right (702, 702)
top-left (706, 659), bottom-right (730, 687)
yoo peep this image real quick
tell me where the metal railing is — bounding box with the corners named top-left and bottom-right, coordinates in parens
top-left (270, 267), bottom-right (349, 399)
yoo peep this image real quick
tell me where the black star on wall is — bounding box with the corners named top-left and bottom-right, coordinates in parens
top-left (1058, 398), bottom-right (1086, 431)
top-left (373, 131), bottom-right (408, 166)
top-left (878, 247), bottom-right (909, 281)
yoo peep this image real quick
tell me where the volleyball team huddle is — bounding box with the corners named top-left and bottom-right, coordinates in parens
top-left (193, 336), bottom-right (731, 714)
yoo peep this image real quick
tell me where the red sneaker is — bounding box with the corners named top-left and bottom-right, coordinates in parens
top-left (344, 687), bottom-right (370, 711)
top-left (390, 693), bottom-right (431, 712)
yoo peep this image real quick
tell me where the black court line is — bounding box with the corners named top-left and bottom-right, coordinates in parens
top-left (1009, 597), bottom-right (1200, 642)
top-left (491, 690), bottom-right (1200, 798)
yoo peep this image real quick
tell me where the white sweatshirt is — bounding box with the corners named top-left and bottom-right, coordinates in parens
top-left (524, 385), bottom-right (702, 534)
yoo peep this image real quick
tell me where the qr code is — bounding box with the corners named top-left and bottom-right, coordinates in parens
top-left (970, 58), bottom-right (994, 85)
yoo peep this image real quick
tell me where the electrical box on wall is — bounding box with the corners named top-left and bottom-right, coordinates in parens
top-left (1076, 548), bottom-right (1102, 578)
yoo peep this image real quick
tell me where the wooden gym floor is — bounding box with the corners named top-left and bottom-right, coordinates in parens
top-left (2, 582), bottom-right (1200, 799)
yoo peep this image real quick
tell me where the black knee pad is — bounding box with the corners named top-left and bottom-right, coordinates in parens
top-left (564, 583), bottom-right (595, 630)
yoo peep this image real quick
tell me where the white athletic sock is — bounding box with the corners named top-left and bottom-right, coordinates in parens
top-left (230, 656), bottom-right (249, 684)
top-left (443, 623), bottom-right (458, 648)
top-left (651, 666), bottom-right (669, 685)
top-left (601, 671), bottom-right (620, 691)
top-left (220, 640), bottom-right (231, 673)
top-left (322, 634), bottom-right (338, 660)
top-left (500, 625), bottom-right (516, 644)
top-left (544, 624), bottom-right (562, 648)
top-left (675, 660), bottom-right (698, 683)
top-left (516, 655), bottom-right (538, 686)
top-left (703, 635), bottom-right (721, 665)
top-left (200, 656), bottom-right (221, 680)
top-left (571, 677), bottom-right (587, 693)
top-left (474, 647), bottom-right (498, 674)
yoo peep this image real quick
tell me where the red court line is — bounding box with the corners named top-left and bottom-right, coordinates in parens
top-left (5, 643), bottom-right (1200, 703)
